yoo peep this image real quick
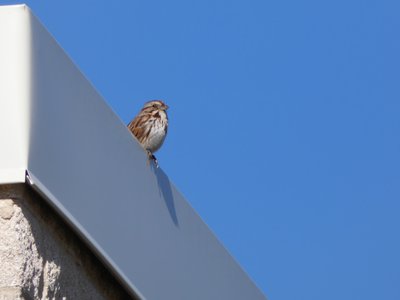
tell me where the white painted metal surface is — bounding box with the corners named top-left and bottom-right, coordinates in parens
top-left (0, 5), bottom-right (30, 183)
top-left (0, 5), bottom-right (266, 300)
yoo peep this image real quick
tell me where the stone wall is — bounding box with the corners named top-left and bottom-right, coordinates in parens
top-left (0, 184), bottom-right (136, 300)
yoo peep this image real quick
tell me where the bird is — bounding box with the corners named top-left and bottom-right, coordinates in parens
top-left (128, 100), bottom-right (169, 167)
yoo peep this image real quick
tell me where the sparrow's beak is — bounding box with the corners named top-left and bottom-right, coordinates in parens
top-left (163, 104), bottom-right (169, 110)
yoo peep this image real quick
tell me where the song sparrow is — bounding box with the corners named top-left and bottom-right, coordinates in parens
top-left (128, 100), bottom-right (169, 167)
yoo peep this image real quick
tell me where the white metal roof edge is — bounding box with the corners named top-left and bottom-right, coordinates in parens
top-left (0, 4), bottom-right (31, 184)
top-left (0, 5), bottom-right (267, 299)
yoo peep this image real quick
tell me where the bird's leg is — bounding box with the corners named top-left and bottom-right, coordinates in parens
top-left (151, 154), bottom-right (159, 168)
top-left (146, 150), bottom-right (159, 168)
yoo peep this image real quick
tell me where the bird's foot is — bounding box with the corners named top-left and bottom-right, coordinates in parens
top-left (147, 150), bottom-right (159, 168)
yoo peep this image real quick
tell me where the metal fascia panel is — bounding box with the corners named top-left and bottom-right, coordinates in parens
top-left (0, 5), bottom-right (30, 183)
top-left (0, 5), bottom-right (266, 300)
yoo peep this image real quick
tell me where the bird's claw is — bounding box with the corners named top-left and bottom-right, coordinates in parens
top-left (147, 151), bottom-right (159, 168)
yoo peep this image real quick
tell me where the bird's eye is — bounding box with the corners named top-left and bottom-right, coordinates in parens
top-left (153, 104), bottom-right (158, 108)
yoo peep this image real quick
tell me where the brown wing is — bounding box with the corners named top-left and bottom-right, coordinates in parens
top-left (127, 113), bottom-right (152, 144)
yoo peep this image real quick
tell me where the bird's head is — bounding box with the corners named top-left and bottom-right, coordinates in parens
top-left (143, 100), bottom-right (169, 111)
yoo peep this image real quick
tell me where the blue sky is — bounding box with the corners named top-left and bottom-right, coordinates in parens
top-left (4, 0), bottom-right (400, 299)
